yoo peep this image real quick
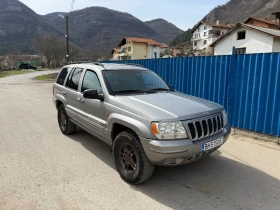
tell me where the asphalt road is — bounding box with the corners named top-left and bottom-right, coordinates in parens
top-left (0, 71), bottom-right (280, 210)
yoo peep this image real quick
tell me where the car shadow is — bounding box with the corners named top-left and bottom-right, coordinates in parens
top-left (68, 129), bottom-right (280, 209)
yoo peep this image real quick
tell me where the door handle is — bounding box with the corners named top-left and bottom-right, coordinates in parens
top-left (62, 91), bottom-right (67, 95)
top-left (77, 98), bottom-right (85, 103)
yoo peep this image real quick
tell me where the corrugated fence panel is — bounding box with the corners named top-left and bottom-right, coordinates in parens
top-left (104, 53), bottom-right (280, 137)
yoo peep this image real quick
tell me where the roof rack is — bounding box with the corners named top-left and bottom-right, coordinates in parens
top-left (120, 63), bottom-right (144, 68)
top-left (67, 61), bottom-right (104, 67)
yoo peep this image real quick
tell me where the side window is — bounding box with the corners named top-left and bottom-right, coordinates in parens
top-left (81, 70), bottom-right (101, 93)
top-left (65, 68), bottom-right (83, 91)
top-left (56, 67), bottom-right (69, 85)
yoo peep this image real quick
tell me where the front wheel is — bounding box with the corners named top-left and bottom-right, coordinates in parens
top-left (113, 131), bottom-right (154, 184)
top-left (58, 105), bottom-right (77, 135)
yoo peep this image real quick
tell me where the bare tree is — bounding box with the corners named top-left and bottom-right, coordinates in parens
top-left (33, 33), bottom-right (64, 68)
top-left (4, 43), bottom-right (22, 70)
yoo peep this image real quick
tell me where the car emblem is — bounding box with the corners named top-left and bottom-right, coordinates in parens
top-left (203, 111), bottom-right (210, 115)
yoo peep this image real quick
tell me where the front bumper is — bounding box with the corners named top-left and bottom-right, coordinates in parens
top-left (139, 123), bottom-right (231, 166)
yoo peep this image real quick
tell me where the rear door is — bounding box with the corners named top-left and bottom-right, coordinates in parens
top-left (76, 69), bottom-right (107, 138)
top-left (64, 67), bottom-right (84, 123)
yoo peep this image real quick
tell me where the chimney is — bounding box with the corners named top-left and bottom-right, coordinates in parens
top-left (216, 20), bottom-right (220, 25)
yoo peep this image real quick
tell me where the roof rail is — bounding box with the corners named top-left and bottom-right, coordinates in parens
top-left (68, 61), bottom-right (92, 65)
top-left (93, 62), bottom-right (105, 67)
top-left (120, 63), bottom-right (144, 68)
top-left (67, 61), bottom-right (104, 68)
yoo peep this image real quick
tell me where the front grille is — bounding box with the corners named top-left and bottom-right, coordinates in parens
top-left (187, 114), bottom-right (224, 140)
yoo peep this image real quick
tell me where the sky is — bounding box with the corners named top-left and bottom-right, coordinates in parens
top-left (20, 0), bottom-right (229, 30)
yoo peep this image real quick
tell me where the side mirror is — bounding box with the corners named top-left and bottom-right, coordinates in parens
top-left (83, 89), bottom-right (104, 101)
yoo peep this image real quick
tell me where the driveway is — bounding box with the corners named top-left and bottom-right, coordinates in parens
top-left (0, 72), bottom-right (280, 210)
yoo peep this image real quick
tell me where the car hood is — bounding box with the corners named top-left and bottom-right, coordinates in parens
top-left (111, 92), bottom-right (223, 121)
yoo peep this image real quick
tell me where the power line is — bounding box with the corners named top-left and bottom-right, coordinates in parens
top-left (70, 0), bottom-right (76, 13)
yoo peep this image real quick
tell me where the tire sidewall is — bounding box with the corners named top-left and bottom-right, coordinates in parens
top-left (58, 105), bottom-right (69, 134)
top-left (113, 132), bottom-right (144, 184)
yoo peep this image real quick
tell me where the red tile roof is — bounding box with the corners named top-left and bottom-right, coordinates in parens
top-left (111, 48), bottom-right (121, 55)
top-left (160, 43), bottom-right (169, 48)
top-left (244, 17), bottom-right (276, 26)
top-left (124, 37), bottom-right (163, 46)
top-left (201, 22), bottom-right (234, 29)
top-left (192, 22), bottom-right (234, 32)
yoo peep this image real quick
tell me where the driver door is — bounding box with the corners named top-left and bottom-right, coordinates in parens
top-left (76, 69), bottom-right (107, 138)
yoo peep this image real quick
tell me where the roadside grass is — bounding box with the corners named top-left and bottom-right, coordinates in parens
top-left (36, 68), bottom-right (59, 71)
top-left (0, 70), bottom-right (35, 78)
top-left (33, 73), bottom-right (58, 81)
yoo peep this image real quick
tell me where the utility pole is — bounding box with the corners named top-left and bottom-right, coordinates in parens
top-left (66, 15), bottom-right (69, 64)
top-left (59, 14), bottom-right (70, 64)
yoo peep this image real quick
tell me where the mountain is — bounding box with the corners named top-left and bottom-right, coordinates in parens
top-left (170, 0), bottom-right (280, 46)
top-left (145, 18), bottom-right (183, 42)
top-left (169, 29), bottom-right (192, 47)
top-left (44, 7), bottom-right (169, 56)
top-left (43, 12), bottom-right (65, 21)
top-left (202, 0), bottom-right (279, 24)
top-left (0, 0), bottom-right (63, 54)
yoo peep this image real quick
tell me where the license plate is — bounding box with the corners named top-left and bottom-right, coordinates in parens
top-left (202, 137), bottom-right (224, 152)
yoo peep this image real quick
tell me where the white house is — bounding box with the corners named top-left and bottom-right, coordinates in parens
top-left (191, 21), bottom-right (233, 51)
top-left (210, 23), bottom-right (280, 55)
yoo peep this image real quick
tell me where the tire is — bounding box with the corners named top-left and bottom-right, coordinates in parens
top-left (58, 105), bottom-right (77, 135)
top-left (113, 130), bottom-right (154, 184)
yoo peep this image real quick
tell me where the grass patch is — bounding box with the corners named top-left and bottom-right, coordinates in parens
top-left (34, 73), bottom-right (58, 81)
top-left (0, 70), bottom-right (35, 78)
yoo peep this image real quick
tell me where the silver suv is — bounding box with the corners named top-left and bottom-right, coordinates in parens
top-left (53, 62), bottom-right (231, 184)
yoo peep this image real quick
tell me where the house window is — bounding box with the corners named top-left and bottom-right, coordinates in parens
top-left (128, 47), bottom-right (131, 52)
top-left (204, 32), bottom-right (207, 36)
top-left (235, 47), bottom-right (246, 55)
top-left (194, 42), bottom-right (197, 46)
top-left (195, 34), bottom-right (200, 38)
top-left (237, 31), bottom-right (246, 40)
top-left (198, 27), bottom-right (200, 32)
top-left (204, 40), bottom-right (207, 45)
top-left (204, 26), bottom-right (207, 30)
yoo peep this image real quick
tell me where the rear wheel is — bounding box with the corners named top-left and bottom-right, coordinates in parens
top-left (113, 131), bottom-right (154, 184)
top-left (58, 105), bottom-right (77, 135)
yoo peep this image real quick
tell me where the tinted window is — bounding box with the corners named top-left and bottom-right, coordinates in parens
top-left (82, 70), bottom-right (101, 93)
top-left (103, 70), bottom-right (169, 94)
top-left (56, 68), bottom-right (69, 85)
top-left (66, 68), bottom-right (83, 91)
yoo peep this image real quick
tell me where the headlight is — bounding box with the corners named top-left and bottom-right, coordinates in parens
top-left (222, 110), bottom-right (228, 126)
top-left (151, 121), bottom-right (188, 139)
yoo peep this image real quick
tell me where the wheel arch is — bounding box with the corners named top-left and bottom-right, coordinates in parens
top-left (108, 114), bottom-right (152, 142)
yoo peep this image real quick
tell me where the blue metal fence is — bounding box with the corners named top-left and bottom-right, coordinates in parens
top-left (104, 53), bottom-right (280, 137)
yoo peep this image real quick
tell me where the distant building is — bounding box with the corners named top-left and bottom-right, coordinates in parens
top-left (210, 23), bottom-right (280, 55)
top-left (191, 21), bottom-right (234, 51)
top-left (171, 42), bottom-right (192, 57)
top-left (115, 37), bottom-right (163, 60)
top-left (160, 43), bottom-right (169, 55)
top-left (244, 17), bottom-right (277, 29)
top-left (111, 48), bottom-right (121, 60)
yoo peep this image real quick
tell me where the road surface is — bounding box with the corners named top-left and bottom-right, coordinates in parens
top-left (0, 71), bottom-right (279, 210)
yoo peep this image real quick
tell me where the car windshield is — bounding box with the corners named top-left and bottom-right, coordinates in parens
top-left (103, 70), bottom-right (170, 94)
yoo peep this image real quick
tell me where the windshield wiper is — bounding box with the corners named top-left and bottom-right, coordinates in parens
top-left (114, 90), bottom-right (146, 94)
top-left (146, 88), bottom-right (170, 93)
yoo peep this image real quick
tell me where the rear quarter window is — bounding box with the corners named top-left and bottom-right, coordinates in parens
top-left (56, 68), bottom-right (69, 85)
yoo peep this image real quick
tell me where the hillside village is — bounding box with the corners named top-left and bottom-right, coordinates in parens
top-left (0, 0), bottom-right (280, 67)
